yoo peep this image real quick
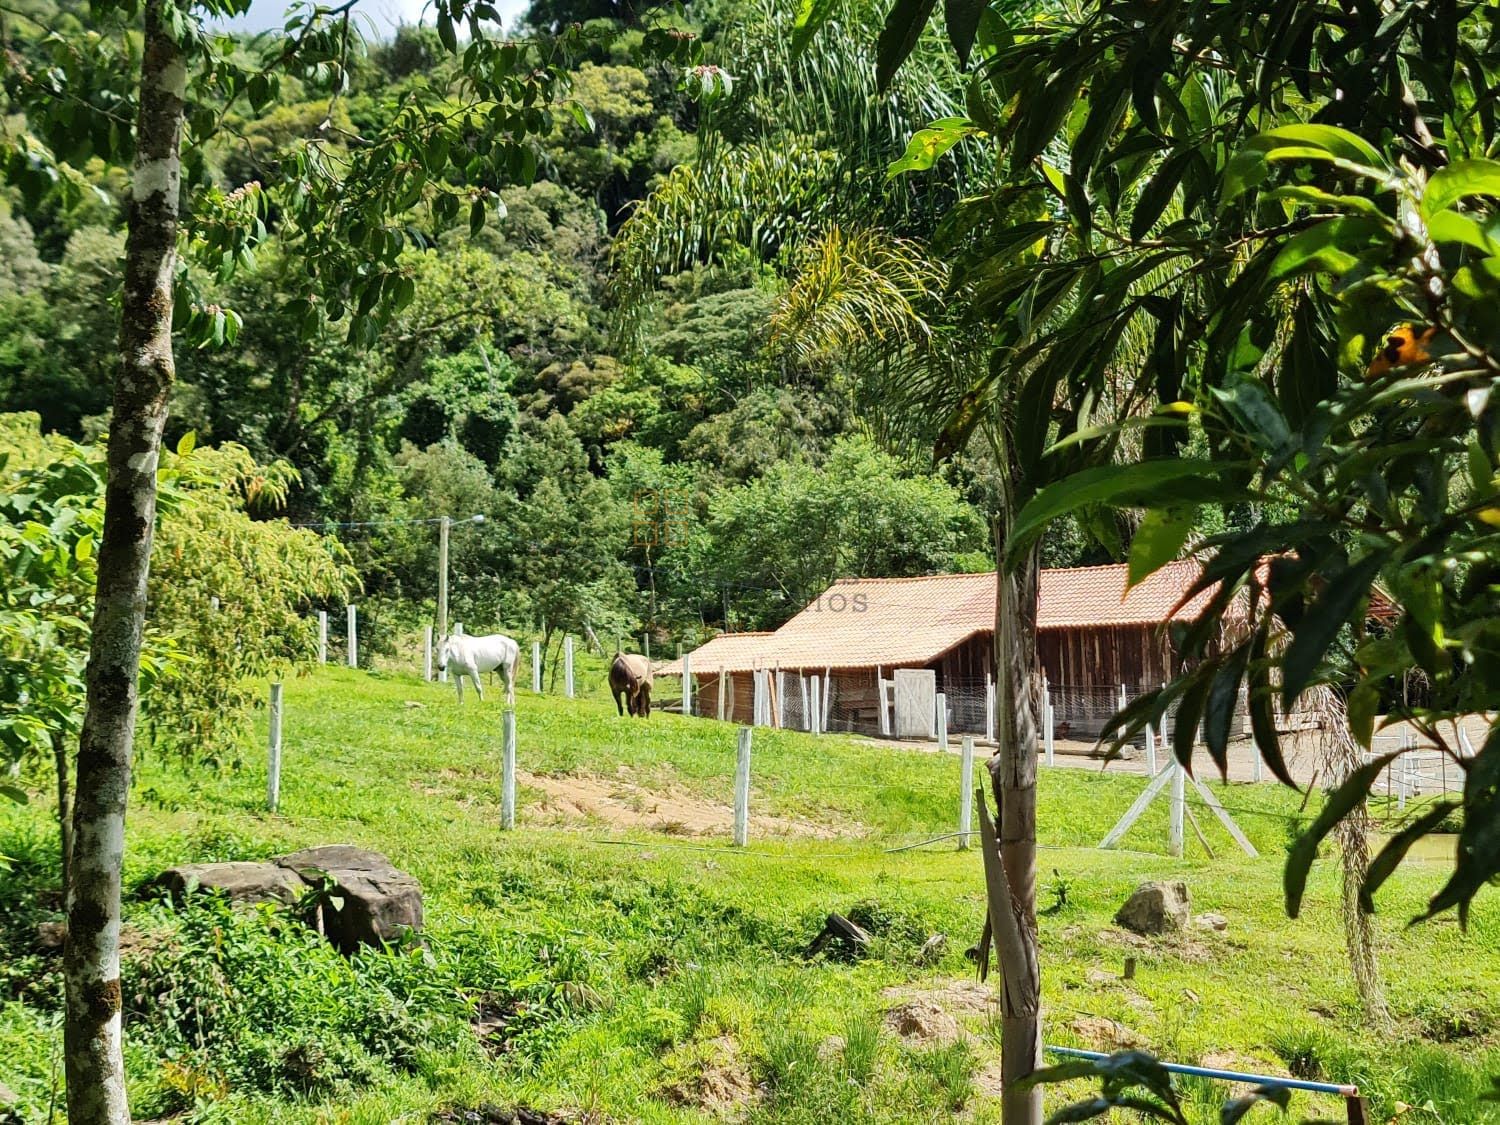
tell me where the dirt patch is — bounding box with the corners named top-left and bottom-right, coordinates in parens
top-left (660, 1035), bottom-right (756, 1115)
top-left (881, 980), bottom-right (997, 1045)
top-left (432, 1106), bottom-right (576, 1124)
top-left (519, 770), bottom-right (844, 839)
top-left (1067, 1015), bottom-right (1142, 1049)
top-left (1096, 926), bottom-right (1213, 963)
top-left (885, 999), bottom-right (966, 1045)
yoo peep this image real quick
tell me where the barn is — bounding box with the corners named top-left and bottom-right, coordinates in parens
top-left (660, 561), bottom-right (1237, 739)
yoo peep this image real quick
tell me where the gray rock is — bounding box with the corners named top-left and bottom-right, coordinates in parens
top-left (154, 861), bottom-right (307, 907)
top-left (277, 845), bottom-right (423, 953)
top-left (1115, 880), bottom-right (1190, 935)
top-left (0, 1080), bottom-right (17, 1105)
top-left (1194, 912), bottom-right (1228, 932)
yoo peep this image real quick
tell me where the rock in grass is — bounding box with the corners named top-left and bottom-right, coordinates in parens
top-left (277, 844), bottom-right (424, 954)
top-left (1115, 880), bottom-right (1190, 935)
top-left (152, 845), bottom-right (423, 954)
top-left (1194, 912), bottom-right (1228, 932)
top-left (154, 861), bottom-right (308, 907)
top-left (0, 1080), bottom-right (17, 1105)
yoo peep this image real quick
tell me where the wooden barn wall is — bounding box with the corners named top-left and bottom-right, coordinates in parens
top-left (690, 672), bottom-right (756, 724)
top-left (935, 634), bottom-right (993, 690)
top-left (1037, 625), bottom-right (1175, 690)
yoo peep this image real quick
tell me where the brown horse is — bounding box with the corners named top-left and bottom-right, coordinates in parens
top-left (609, 652), bottom-right (653, 718)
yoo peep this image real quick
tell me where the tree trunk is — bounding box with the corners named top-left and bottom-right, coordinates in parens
top-left (53, 732), bottom-right (73, 899)
top-left (1309, 687), bottom-right (1391, 1026)
top-left (987, 512), bottom-right (1043, 1125)
top-left (65, 4), bottom-right (184, 1121)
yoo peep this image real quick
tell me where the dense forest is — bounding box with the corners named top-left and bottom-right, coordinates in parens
top-left (0, 0), bottom-right (1097, 655)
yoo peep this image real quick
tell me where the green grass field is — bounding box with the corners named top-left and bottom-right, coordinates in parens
top-left (2, 659), bottom-right (1497, 1123)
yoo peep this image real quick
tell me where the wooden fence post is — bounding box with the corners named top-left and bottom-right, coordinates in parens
top-left (346, 604), bottom-right (357, 668)
top-left (501, 708), bottom-right (516, 830)
top-left (958, 735), bottom-right (974, 850)
top-left (267, 682), bottom-right (283, 812)
top-left (734, 727), bottom-right (752, 846)
top-left (423, 626), bottom-right (433, 682)
top-left (318, 610), bottom-right (328, 666)
top-left (682, 650), bottom-right (692, 717)
top-left (564, 636), bottom-right (575, 699)
top-left (532, 641), bottom-right (541, 693)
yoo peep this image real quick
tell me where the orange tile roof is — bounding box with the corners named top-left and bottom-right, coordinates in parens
top-left (657, 562), bottom-right (1231, 675)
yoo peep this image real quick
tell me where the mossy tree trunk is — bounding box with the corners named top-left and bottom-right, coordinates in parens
top-left (64, 3), bottom-right (184, 1120)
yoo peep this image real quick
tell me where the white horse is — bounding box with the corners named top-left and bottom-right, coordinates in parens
top-left (438, 632), bottom-right (518, 704)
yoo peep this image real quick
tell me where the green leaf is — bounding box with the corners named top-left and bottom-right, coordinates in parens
top-left (790, 0), bottom-right (841, 55)
top-left (1346, 682), bottom-right (1379, 748)
top-left (1244, 124), bottom-right (1388, 170)
top-left (1269, 217), bottom-right (1380, 279)
top-left (1127, 508), bottom-right (1193, 589)
top-left (1285, 752), bottom-right (1399, 917)
top-left (437, 9), bottom-right (458, 53)
top-left (1211, 380), bottom-right (1291, 458)
top-left (1131, 149), bottom-right (1190, 241)
top-left (0, 784), bottom-right (27, 805)
top-left (943, 0), bottom-right (985, 66)
top-left (1203, 643), bottom-right (1250, 775)
top-left (1419, 728), bottom-right (1500, 924)
top-left (876, 0), bottom-right (939, 91)
top-left (1246, 621), bottom-right (1296, 787)
top-left (1005, 460), bottom-right (1248, 569)
top-left (1428, 210), bottom-right (1500, 255)
top-left (1281, 552), bottom-right (1386, 706)
top-left (176, 431), bottom-right (197, 457)
top-left (1360, 801), bottom-right (1457, 913)
top-left (469, 197), bottom-right (486, 238)
top-left (887, 118), bottom-right (981, 178)
top-left (1220, 1086), bottom-right (1291, 1124)
top-left (1422, 158), bottom-right (1500, 218)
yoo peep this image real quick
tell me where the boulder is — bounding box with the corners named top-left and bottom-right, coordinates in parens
top-left (277, 845), bottom-right (423, 954)
top-left (154, 861), bottom-right (306, 907)
top-left (1115, 880), bottom-right (1190, 935)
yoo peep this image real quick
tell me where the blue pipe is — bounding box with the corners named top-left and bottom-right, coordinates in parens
top-left (1043, 1046), bottom-right (1359, 1098)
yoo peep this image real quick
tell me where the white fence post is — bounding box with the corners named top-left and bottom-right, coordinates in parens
top-left (985, 673), bottom-right (994, 742)
top-left (1253, 746), bottom-right (1263, 783)
top-left (423, 626), bottom-right (433, 682)
top-left (1044, 692), bottom-right (1055, 766)
top-left (717, 671), bottom-right (727, 721)
top-left (346, 605), bottom-right (357, 668)
top-left (532, 641), bottom-right (542, 693)
top-left (682, 651), bottom-right (692, 717)
top-left (753, 669), bottom-right (766, 727)
top-left (501, 708), bottom-right (516, 830)
top-left (318, 610), bottom-right (328, 666)
top-left (734, 727), bottom-right (752, 846)
top-left (936, 692), bottom-right (948, 753)
top-left (1169, 763), bottom-right (1186, 857)
top-left (564, 636), bottom-right (575, 698)
top-left (809, 676), bottom-right (821, 735)
top-left (1119, 682), bottom-right (1128, 713)
top-left (822, 666), bottom-right (832, 730)
top-left (958, 735), bottom-right (974, 850)
top-left (877, 674), bottom-right (890, 736)
top-left (267, 682), bottom-right (283, 812)
top-left (1145, 722), bottom-right (1157, 775)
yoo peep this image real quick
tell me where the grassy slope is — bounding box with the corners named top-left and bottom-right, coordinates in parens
top-left (2, 661), bottom-right (1497, 1123)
